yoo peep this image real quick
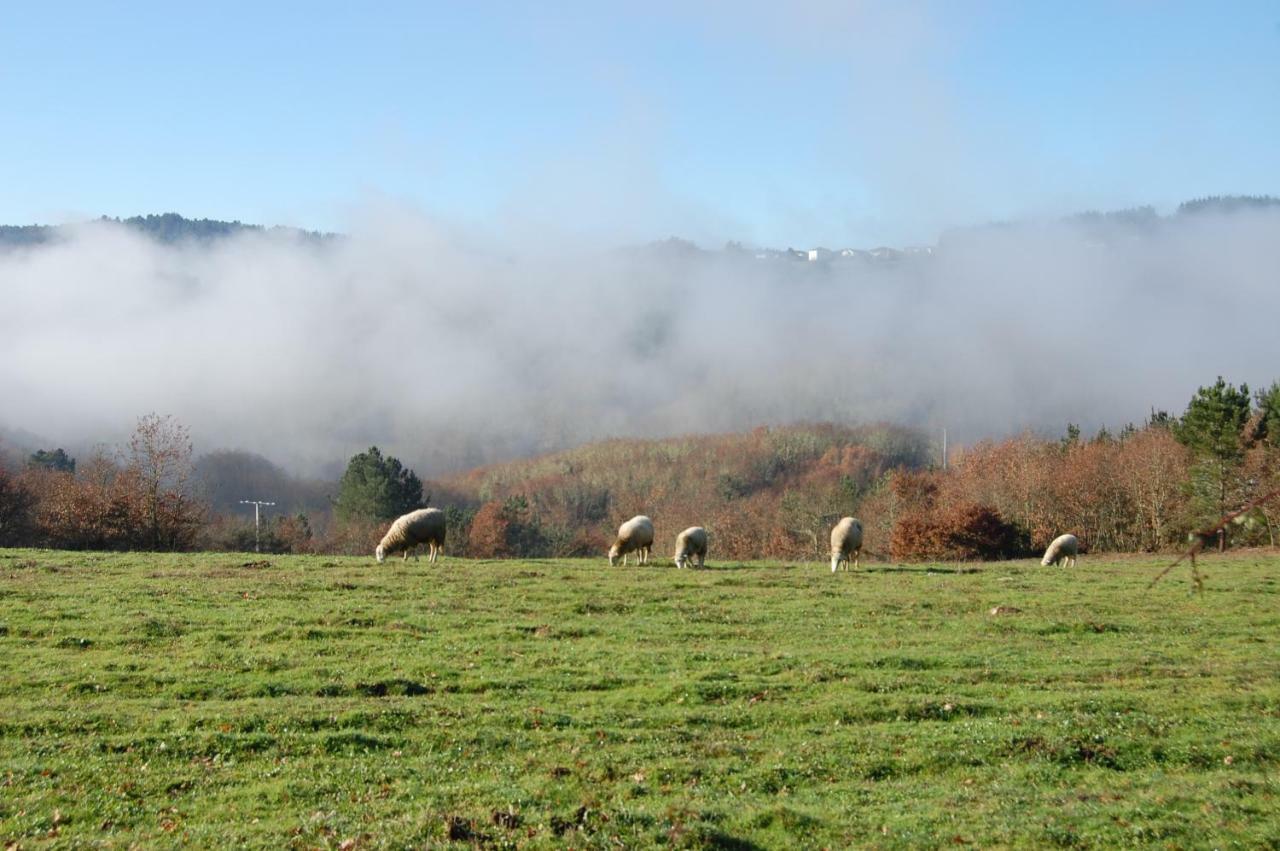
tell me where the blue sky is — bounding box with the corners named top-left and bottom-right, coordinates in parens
top-left (2, 1), bottom-right (1277, 247)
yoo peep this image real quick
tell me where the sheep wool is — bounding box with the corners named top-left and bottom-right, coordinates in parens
top-left (830, 517), bottom-right (864, 573)
top-left (673, 526), bottom-right (709, 569)
top-left (376, 508), bottom-right (447, 563)
top-left (609, 515), bottom-right (655, 566)
top-left (1041, 533), bottom-right (1079, 567)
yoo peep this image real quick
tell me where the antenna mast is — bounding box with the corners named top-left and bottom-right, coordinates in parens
top-left (239, 500), bottom-right (276, 553)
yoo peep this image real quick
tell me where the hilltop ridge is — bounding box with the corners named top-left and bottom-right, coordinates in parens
top-left (4, 195), bottom-right (1276, 254)
top-left (0, 212), bottom-right (330, 246)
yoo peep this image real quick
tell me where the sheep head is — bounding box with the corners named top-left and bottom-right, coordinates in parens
top-left (375, 544), bottom-right (387, 564)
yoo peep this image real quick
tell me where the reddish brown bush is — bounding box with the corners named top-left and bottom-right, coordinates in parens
top-left (468, 500), bottom-right (513, 558)
top-left (0, 467), bottom-right (36, 545)
top-left (15, 416), bottom-right (206, 552)
top-left (201, 512), bottom-right (316, 554)
top-left (26, 457), bottom-right (129, 549)
top-left (315, 516), bottom-right (385, 557)
top-left (891, 502), bottom-right (1027, 561)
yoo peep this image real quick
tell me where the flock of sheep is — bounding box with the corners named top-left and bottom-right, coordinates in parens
top-left (374, 507), bottom-right (1081, 569)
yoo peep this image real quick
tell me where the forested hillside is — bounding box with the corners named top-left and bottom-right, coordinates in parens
top-left (5, 375), bottom-right (1280, 560)
top-left (0, 212), bottom-right (328, 246)
top-left (423, 377), bottom-right (1280, 562)
top-left (432, 424), bottom-right (936, 559)
top-left (4, 196), bottom-right (1276, 250)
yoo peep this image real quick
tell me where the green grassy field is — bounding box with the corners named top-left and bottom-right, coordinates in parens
top-left (1, 548), bottom-right (1277, 849)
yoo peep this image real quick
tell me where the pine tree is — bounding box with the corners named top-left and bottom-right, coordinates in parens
top-left (334, 447), bottom-right (424, 522)
top-left (1174, 377), bottom-right (1252, 545)
top-left (1254, 381), bottom-right (1280, 448)
top-left (28, 448), bottom-right (76, 473)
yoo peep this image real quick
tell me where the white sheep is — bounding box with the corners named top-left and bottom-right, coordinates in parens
top-left (673, 526), bottom-right (708, 569)
top-left (376, 508), bottom-right (447, 563)
top-left (1041, 533), bottom-right (1079, 567)
top-left (830, 516), bottom-right (864, 572)
top-left (609, 515), bottom-right (654, 566)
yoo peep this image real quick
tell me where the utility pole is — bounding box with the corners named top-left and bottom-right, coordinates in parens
top-left (941, 427), bottom-right (948, 470)
top-left (239, 500), bottom-right (276, 553)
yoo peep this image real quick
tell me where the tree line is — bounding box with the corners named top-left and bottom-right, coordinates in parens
top-left (2, 377), bottom-right (1279, 559)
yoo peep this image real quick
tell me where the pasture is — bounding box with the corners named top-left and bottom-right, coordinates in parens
top-left (1, 548), bottom-right (1277, 848)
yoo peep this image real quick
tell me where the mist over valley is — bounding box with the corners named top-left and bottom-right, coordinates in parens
top-left (3, 200), bottom-right (1278, 482)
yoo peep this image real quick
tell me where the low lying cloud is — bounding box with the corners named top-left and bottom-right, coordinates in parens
top-left (3, 204), bottom-right (1278, 476)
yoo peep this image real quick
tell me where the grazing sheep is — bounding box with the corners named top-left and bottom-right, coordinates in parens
top-left (673, 526), bottom-right (709, 569)
top-left (830, 517), bottom-right (864, 572)
top-left (376, 508), bottom-right (447, 564)
top-left (1041, 533), bottom-right (1079, 568)
top-left (609, 515), bottom-right (654, 566)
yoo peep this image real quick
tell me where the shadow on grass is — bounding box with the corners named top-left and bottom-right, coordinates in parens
top-left (860, 565), bottom-right (983, 575)
top-left (698, 831), bottom-right (767, 850)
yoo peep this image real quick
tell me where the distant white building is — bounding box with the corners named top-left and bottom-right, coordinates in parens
top-left (752, 243), bottom-right (935, 262)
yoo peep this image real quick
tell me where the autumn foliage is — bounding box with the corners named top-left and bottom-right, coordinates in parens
top-left (427, 412), bottom-right (1267, 561)
top-left (438, 424), bottom-right (933, 561)
top-left (3, 415), bottom-right (205, 551)
top-left (4, 377), bottom-right (1280, 560)
top-left (864, 427), bottom-right (1196, 560)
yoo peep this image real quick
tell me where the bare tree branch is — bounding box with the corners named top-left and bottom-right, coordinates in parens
top-left (1150, 485), bottom-right (1280, 591)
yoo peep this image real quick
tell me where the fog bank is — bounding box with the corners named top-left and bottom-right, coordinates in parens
top-left (3, 206), bottom-right (1278, 476)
